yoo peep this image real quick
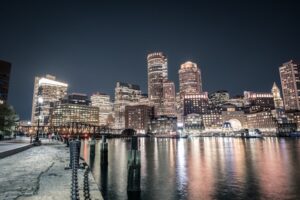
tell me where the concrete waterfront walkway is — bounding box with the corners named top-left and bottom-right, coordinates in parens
top-left (0, 137), bottom-right (33, 159)
top-left (0, 142), bottom-right (103, 200)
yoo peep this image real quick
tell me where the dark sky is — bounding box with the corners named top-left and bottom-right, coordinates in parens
top-left (0, 0), bottom-right (299, 120)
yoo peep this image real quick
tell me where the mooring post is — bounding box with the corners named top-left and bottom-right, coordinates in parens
top-left (90, 141), bottom-right (95, 157)
top-left (101, 135), bottom-right (108, 166)
top-left (127, 136), bottom-right (141, 193)
top-left (66, 138), bottom-right (70, 147)
top-left (69, 139), bottom-right (81, 169)
top-left (89, 137), bottom-right (96, 169)
top-left (69, 139), bottom-right (81, 200)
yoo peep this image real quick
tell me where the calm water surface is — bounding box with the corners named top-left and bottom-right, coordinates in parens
top-left (81, 137), bottom-right (300, 200)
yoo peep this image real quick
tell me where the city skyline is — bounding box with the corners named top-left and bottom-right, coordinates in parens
top-left (2, 2), bottom-right (300, 200)
top-left (7, 55), bottom-right (298, 121)
top-left (1, 0), bottom-right (300, 119)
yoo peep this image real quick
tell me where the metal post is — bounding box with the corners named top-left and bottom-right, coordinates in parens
top-left (69, 140), bottom-right (80, 200)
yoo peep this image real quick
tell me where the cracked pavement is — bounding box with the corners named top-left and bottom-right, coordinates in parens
top-left (0, 143), bottom-right (102, 200)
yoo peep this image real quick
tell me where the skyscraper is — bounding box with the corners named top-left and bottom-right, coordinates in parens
top-left (279, 60), bottom-right (300, 111)
top-left (147, 52), bottom-right (168, 116)
top-left (272, 82), bottom-right (284, 109)
top-left (0, 60), bottom-right (11, 104)
top-left (179, 61), bottom-right (202, 99)
top-left (91, 92), bottom-right (113, 126)
top-left (178, 61), bottom-right (202, 122)
top-left (31, 74), bottom-right (68, 125)
top-left (114, 82), bottom-right (141, 129)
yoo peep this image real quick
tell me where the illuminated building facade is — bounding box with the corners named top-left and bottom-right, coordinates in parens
top-left (179, 61), bottom-right (202, 98)
top-left (91, 92), bottom-right (113, 126)
top-left (147, 52), bottom-right (168, 116)
top-left (183, 93), bottom-right (224, 130)
top-left (209, 90), bottom-right (230, 107)
top-left (222, 104), bottom-right (247, 130)
top-left (225, 96), bottom-right (244, 108)
top-left (246, 110), bottom-right (277, 132)
top-left (286, 111), bottom-right (300, 131)
top-left (0, 60), bottom-right (11, 104)
top-left (50, 93), bottom-right (99, 126)
top-left (138, 94), bottom-right (150, 106)
top-left (178, 61), bottom-right (202, 122)
top-left (244, 91), bottom-right (274, 113)
top-left (202, 113), bottom-right (222, 129)
top-left (148, 116), bottom-right (177, 135)
top-left (184, 113), bottom-right (204, 134)
top-left (279, 60), bottom-right (300, 111)
top-left (272, 82), bottom-right (284, 109)
top-left (183, 93), bottom-right (209, 116)
top-left (125, 105), bottom-right (154, 133)
top-left (31, 74), bottom-right (68, 125)
top-left (162, 80), bottom-right (176, 116)
top-left (114, 82), bottom-right (141, 129)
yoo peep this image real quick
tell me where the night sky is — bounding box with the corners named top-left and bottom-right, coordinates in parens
top-left (0, 0), bottom-right (299, 120)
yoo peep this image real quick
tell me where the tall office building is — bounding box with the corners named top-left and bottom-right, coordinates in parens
top-left (272, 82), bottom-right (284, 109)
top-left (114, 82), bottom-right (141, 129)
top-left (178, 61), bottom-right (202, 122)
top-left (125, 105), bottom-right (154, 133)
top-left (179, 61), bottom-right (202, 99)
top-left (50, 93), bottom-right (99, 126)
top-left (0, 60), bottom-right (11, 104)
top-left (147, 52), bottom-right (168, 116)
top-left (279, 60), bottom-right (300, 111)
top-left (162, 80), bottom-right (176, 116)
top-left (31, 74), bottom-right (68, 125)
top-left (91, 92), bottom-right (113, 126)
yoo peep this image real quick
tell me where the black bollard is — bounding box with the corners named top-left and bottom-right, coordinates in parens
top-left (70, 139), bottom-right (80, 200)
top-left (83, 167), bottom-right (91, 200)
top-left (69, 140), bottom-right (81, 169)
top-left (127, 136), bottom-right (141, 193)
top-left (101, 135), bottom-right (108, 166)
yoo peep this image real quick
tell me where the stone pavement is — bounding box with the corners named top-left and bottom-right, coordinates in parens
top-left (0, 137), bottom-right (33, 159)
top-left (0, 143), bottom-right (30, 154)
top-left (0, 143), bottom-right (103, 200)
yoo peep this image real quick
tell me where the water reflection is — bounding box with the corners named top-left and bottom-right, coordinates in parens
top-left (81, 138), bottom-right (300, 200)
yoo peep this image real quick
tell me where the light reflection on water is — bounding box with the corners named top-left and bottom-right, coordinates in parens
top-left (81, 137), bottom-right (300, 200)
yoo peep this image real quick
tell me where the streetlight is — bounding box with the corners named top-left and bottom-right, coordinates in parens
top-left (35, 96), bottom-right (43, 143)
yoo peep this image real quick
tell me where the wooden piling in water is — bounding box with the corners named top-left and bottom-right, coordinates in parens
top-left (127, 136), bottom-right (141, 193)
top-left (101, 135), bottom-right (108, 166)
